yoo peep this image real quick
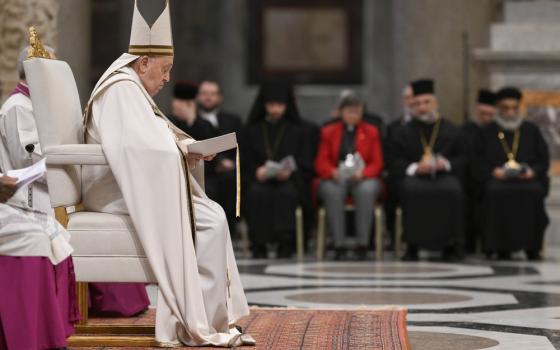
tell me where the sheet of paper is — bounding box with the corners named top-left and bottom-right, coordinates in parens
top-left (187, 132), bottom-right (237, 157)
top-left (7, 158), bottom-right (47, 189)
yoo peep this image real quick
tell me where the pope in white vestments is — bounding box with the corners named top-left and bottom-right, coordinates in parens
top-left (82, 1), bottom-right (253, 347)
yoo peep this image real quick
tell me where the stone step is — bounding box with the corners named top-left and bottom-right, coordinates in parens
top-left (505, 1), bottom-right (560, 24)
top-left (491, 24), bottom-right (560, 51)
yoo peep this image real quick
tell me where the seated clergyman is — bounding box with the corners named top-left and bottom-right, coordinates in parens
top-left (472, 87), bottom-right (549, 261)
top-left (390, 79), bottom-right (467, 261)
top-left (81, 1), bottom-right (253, 347)
top-left (0, 174), bottom-right (79, 349)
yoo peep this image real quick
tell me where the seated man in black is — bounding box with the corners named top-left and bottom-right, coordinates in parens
top-left (463, 89), bottom-right (497, 252)
top-left (391, 79), bottom-right (466, 261)
top-left (472, 87), bottom-right (549, 260)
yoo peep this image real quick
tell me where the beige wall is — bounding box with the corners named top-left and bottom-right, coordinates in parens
top-left (392, 0), bottom-right (499, 123)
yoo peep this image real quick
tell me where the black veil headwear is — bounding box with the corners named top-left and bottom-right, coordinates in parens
top-left (247, 82), bottom-right (302, 125)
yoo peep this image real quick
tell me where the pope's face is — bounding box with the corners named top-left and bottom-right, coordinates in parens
top-left (137, 56), bottom-right (173, 96)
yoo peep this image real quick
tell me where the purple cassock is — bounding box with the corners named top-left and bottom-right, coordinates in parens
top-left (0, 256), bottom-right (80, 350)
top-left (89, 282), bottom-right (150, 317)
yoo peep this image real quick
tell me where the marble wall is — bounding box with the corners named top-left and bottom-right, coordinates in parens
top-left (0, 0), bottom-right (59, 102)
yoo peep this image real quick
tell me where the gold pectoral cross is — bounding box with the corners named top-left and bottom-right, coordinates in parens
top-left (421, 148), bottom-right (434, 163)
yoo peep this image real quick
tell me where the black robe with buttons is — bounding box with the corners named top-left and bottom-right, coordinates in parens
top-left (472, 121), bottom-right (549, 252)
top-left (390, 118), bottom-right (467, 250)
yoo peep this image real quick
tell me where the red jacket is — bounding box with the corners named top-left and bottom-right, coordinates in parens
top-left (315, 121), bottom-right (384, 179)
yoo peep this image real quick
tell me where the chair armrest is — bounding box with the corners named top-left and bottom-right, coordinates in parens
top-left (44, 144), bottom-right (108, 165)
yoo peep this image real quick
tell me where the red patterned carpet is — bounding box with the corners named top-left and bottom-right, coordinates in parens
top-left (74, 307), bottom-right (410, 349)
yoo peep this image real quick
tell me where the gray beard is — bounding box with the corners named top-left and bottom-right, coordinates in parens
top-left (495, 115), bottom-right (523, 131)
top-left (416, 111), bottom-right (438, 124)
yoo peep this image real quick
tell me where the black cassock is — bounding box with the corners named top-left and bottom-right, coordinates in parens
top-left (240, 118), bottom-right (304, 249)
top-left (472, 121), bottom-right (549, 252)
top-left (391, 118), bottom-right (467, 250)
top-left (462, 120), bottom-right (484, 251)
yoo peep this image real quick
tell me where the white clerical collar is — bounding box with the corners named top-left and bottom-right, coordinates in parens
top-left (200, 110), bottom-right (219, 128)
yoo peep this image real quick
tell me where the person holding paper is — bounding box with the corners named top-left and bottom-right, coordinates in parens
top-left (82, 1), bottom-right (253, 346)
top-left (0, 46), bottom-right (55, 213)
top-left (241, 82), bottom-right (304, 258)
top-left (390, 79), bottom-right (467, 261)
top-left (1, 45), bottom-right (149, 318)
top-left (0, 173), bottom-right (79, 349)
top-left (315, 94), bottom-right (384, 260)
top-left (472, 87), bottom-right (549, 260)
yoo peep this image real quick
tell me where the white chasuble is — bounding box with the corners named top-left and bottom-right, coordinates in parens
top-left (82, 54), bottom-right (250, 347)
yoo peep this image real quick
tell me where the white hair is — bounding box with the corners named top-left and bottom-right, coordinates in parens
top-left (17, 45), bottom-right (55, 80)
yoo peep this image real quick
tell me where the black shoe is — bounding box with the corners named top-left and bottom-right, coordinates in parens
top-left (442, 246), bottom-right (464, 262)
top-left (356, 246), bottom-right (368, 261)
top-left (402, 246), bottom-right (419, 261)
top-left (251, 245), bottom-right (267, 259)
top-left (497, 251), bottom-right (512, 260)
top-left (277, 244), bottom-right (293, 259)
top-left (334, 247), bottom-right (347, 261)
top-left (526, 250), bottom-right (543, 261)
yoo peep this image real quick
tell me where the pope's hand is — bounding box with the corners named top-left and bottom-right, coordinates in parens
top-left (0, 176), bottom-right (18, 203)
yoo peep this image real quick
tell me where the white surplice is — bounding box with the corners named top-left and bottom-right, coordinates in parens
top-left (82, 54), bottom-right (251, 347)
top-left (0, 202), bottom-right (72, 265)
top-left (0, 89), bottom-right (51, 213)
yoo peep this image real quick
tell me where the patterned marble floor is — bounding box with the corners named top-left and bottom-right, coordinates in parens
top-left (233, 253), bottom-right (560, 350)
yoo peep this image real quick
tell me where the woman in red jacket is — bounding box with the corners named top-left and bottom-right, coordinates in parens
top-left (315, 94), bottom-right (384, 260)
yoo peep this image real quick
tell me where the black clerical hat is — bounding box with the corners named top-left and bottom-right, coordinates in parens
top-left (174, 81), bottom-right (199, 100)
top-left (261, 82), bottom-right (290, 103)
top-left (496, 87), bottom-right (522, 102)
top-left (411, 79), bottom-right (435, 96)
top-left (477, 89), bottom-right (496, 106)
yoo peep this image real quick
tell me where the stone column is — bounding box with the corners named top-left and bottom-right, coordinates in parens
top-left (0, 0), bottom-right (59, 102)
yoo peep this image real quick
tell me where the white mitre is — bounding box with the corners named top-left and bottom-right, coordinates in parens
top-left (88, 0), bottom-right (174, 99)
top-left (129, 0), bottom-right (174, 56)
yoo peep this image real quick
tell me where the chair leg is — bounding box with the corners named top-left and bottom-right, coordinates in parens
top-left (239, 220), bottom-right (251, 258)
top-left (375, 206), bottom-right (384, 260)
top-left (295, 207), bottom-right (304, 260)
top-left (317, 207), bottom-right (326, 260)
top-left (77, 282), bottom-right (89, 326)
top-left (395, 207), bottom-right (403, 258)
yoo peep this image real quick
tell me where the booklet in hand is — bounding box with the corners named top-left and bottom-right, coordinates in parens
top-left (6, 158), bottom-right (47, 189)
top-left (265, 155), bottom-right (297, 178)
top-left (187, 132), bottom-right (237, 157)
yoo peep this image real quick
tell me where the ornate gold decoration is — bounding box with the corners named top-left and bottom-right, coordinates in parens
top-left (420, 117), bottom-right (441, 162)
top-left (498, 130), bottom-right (521, 169)
top-left (27, 26), bottom-right (51, 59)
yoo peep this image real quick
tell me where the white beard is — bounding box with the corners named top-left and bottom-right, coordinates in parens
top-left (495, 115), bottom-right (523, 131)
top-left (416, 111), bottom-right (438, 124)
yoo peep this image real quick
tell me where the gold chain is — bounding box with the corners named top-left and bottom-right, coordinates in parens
top-left (419, 118), bottom-right (441, 156)
top-left (498, 129), bottom-right (520, 162)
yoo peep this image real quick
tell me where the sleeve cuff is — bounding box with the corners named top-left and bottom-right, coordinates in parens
top-left (406, 162), bottom-right (418, 176)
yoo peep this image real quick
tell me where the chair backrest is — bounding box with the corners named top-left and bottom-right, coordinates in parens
top-left (24, 58), bottom-right (83, 207)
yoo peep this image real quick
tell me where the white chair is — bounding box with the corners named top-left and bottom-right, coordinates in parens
top-left (24, 57), bottom-right (157, 346)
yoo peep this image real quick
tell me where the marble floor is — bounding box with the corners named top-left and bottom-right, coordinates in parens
top-left (233, 251), bottom-right (560, 350)
top-left (144, 246), bottom-right (560, 349)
